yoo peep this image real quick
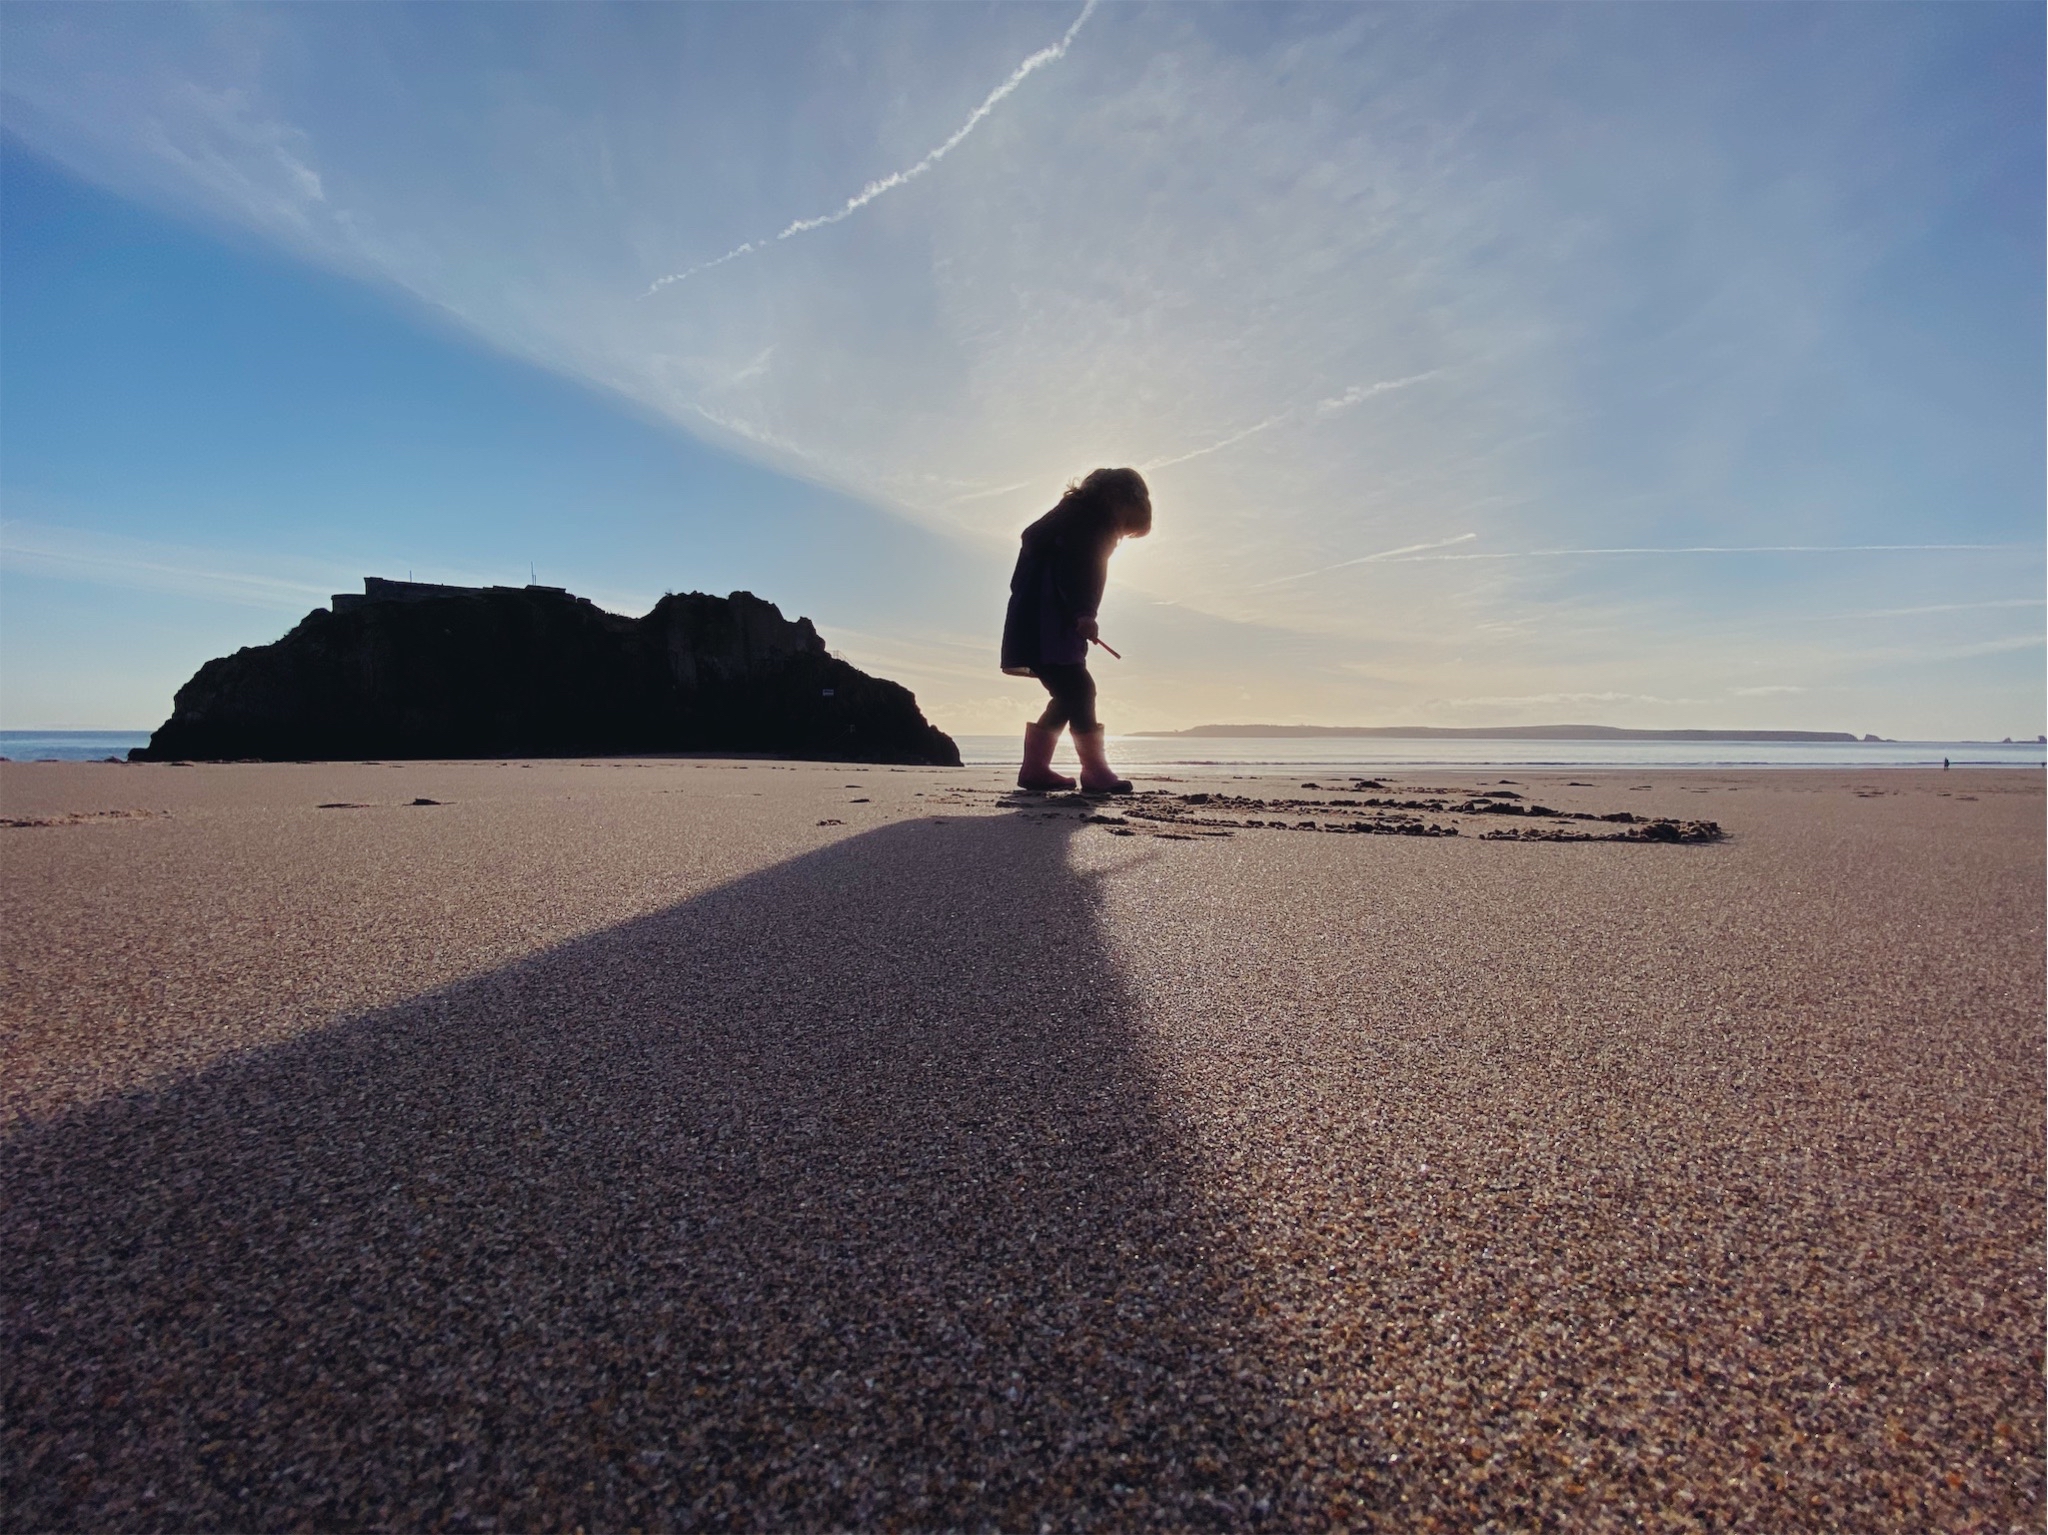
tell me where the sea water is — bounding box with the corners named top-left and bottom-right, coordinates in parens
top-left (952, 735), bottom-right (2048, 773)
top-left (3, 730), bottom-right (2039, 771)
top-left (0, 731), bottom-right (152, 762)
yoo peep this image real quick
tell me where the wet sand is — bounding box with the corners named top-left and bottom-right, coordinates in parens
top-left (2, 759), bottom-right (2041, 1530)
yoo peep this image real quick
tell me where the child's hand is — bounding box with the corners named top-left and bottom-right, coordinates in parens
top-left (1076, 616), bottom-right (1100, 642)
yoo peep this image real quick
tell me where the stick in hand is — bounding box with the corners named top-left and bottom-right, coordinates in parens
top-left (1090, 635), bottom-right (1122, 660)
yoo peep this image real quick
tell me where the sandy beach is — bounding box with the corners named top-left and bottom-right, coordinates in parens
top-left (2, 758), bottom-right (2040, 1531)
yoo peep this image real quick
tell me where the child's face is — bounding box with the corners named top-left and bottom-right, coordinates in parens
top-left (1117, 498), bottom-right (1152, 537)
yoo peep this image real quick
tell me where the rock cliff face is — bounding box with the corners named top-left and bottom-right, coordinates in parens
top-left (132, 579), bottom-right (960, 765)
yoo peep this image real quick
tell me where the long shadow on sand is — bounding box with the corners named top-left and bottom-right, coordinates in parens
top-left (4, 813), bottom-right (1305, 1531)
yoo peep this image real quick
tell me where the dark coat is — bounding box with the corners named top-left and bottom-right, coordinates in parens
top-left (1000, 496), bottom-right (1119, 674)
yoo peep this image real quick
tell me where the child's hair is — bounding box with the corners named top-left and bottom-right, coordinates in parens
top-left (1063, 467), bottom-right (1152, 535)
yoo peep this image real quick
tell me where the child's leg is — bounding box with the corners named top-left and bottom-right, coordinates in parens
top-left (1035, 664), bottom-right (1097, 733)
top-left (1020, 666), bottom-right (1084, 790)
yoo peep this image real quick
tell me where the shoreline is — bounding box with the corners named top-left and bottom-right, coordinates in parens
top-left (6, 725), bottom-right (2047, 771)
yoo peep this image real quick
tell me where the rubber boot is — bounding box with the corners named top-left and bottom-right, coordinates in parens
top-left (1073, 725), bottom-right (1132, 795)
top-left (1017, 721), bottom-right (1077, 792)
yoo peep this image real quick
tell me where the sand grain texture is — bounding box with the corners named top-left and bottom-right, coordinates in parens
top-left (2, 761), bottom-right (2040, 1531)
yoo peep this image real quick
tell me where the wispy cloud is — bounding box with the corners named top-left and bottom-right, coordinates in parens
top-left (943, 482), bottom-right (1034, 506)
top-left (723, 346), bottom-right (774, 387)
top-left (1899, 634), bottom-right (2045, 661)
top-left (1812, 632), bottom-right (2047, 667)
top-left (0, 522), bottom-right (669, 622)
top-left (644, 0), bottom-right (1098, 294)
top-left (1437, 690), bottom-right (1696, 708)
top-left (684, 403), bottom-right (827, 467)
top-left (1731, 684), bottom-right (1805, 696)
top-left (0, 522), bottom-right (346, 610)
top-left (136, 84), bottom-right (329, 240)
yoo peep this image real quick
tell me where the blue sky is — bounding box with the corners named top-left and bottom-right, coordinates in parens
top-left (2, 1), bottom-right (2041, 737)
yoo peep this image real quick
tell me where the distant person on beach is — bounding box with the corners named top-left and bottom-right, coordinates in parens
top-left (1001, 467), bottom-right (1151, 794)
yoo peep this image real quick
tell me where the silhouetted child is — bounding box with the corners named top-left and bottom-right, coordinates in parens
top-left (1000, 467), bottom-right (1151, 794)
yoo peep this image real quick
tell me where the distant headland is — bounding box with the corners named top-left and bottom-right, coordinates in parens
top-left (1135, 724), bottom-right (1882, 742)
top-left (131, 577), bottom-right (959, 765)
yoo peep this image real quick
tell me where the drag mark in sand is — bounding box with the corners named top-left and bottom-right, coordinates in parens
top-left (1, 808), bottom-right (166, 830)
top-left (986, 781), bottom-right (1723, 844)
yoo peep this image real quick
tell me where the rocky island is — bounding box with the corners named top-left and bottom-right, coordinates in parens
top-left (130, 577), bottom-right (959, 765)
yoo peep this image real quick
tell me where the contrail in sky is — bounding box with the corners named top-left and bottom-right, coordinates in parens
top-left (1258, 539), bottom-right (2029, 589)
top-left (1383, 543), bottom-right (2031, 562)
top-left (1254, 531), bottom-right (1478, 588)
top-left (1792, 596), bottom-right (2048, 621)
top-left (1313, 375), bottom-right (1437, 415)
top-left (644, 0), bottom-right (1097, 294)
top-left (1139, 413), bottom-right (1290, 472)
top-left (1140, 372), bottom-right (1439, 472)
